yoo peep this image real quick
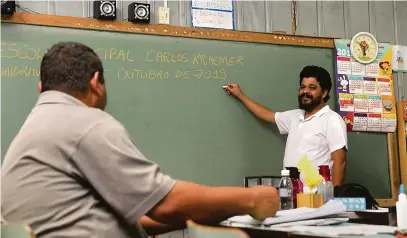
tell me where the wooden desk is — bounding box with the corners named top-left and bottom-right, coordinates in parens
top-left (221, 222), bottom-right (397, 238)
top-left (335, 210), bottom-right (393, 226)
top-left (220, 209), bottom-right (396, 238)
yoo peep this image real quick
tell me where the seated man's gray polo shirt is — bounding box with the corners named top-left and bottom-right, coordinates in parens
top-left (1, 91), bottom-right (176, 238)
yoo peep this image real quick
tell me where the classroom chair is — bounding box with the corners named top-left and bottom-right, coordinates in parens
top-left (1, 222), bottom-right (36, 238)
top-left (186, 220), bottom-right (250, 238)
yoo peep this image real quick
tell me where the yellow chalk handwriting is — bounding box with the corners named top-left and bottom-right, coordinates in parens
top-left (146, 49), bottom-right (188, 63)
top-left (192, 53), bottom-right (243, 67)
top-left (1, 66), bottom-right (41, 78)
top-left (117, 68), bottom-right (170, 80)
top-left (95, 48), bottom-right (135, 62)
top-left (1, 42), bottom-right (43, 61)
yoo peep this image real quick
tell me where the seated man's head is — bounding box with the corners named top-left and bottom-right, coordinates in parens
top-left (38, 42), bottom-right (107, 110)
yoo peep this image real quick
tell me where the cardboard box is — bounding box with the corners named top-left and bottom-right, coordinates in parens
top-left (297, 193), bottom-right (323, 208)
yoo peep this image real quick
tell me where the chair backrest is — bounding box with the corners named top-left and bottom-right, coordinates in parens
top-left (1, 223), bottom-right (36, 238)
top-left (186, 220), bottom-right (249, 238)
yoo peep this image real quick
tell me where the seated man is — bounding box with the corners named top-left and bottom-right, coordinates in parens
top-left (1, 42), bottom-right (280, 238)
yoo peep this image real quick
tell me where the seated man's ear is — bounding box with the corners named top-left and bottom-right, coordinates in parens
top-left (37, 81), bottom-right (42, 93)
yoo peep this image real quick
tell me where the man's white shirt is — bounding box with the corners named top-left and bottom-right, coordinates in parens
top-left (275, 105), bottom-right (348, 180)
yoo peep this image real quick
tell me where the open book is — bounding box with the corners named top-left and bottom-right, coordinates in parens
top-left (226, 200), bottom-right (347, 226)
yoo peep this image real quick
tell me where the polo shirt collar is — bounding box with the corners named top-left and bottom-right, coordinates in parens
top-left (297, 105), bottom-right (330, 121)
top-left (36, 90), bottom-right (88, 107)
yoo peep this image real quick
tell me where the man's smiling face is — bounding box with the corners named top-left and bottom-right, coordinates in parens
top-left (298, 77), bottom-right (326, 112)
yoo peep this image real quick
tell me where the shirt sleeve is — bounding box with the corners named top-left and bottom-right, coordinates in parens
top-left (72, 118), bottom-right (176, 224)
top-left (274, 110), bottom-right (297, 134)
top-left (326, 115), bottom-right (348, 153)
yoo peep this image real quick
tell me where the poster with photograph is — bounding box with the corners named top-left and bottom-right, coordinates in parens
top-left (334, 39), bottom-right (396, 133)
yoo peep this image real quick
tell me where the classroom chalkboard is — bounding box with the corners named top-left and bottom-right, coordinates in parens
top-left (0, 18), bottom-right (394, 200)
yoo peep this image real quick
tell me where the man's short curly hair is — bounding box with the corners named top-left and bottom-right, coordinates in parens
top-left (40, 42), bottom-right (104, 95)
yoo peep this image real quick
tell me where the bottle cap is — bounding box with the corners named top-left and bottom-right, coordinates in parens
top-left (318, 165), bottom-right (329, 174)
top-left (281, 169), bottom-right (290, 176)
top-left (400, 184), bottom-right (406, 194)
top-left (285, 167), bottom-right (300, 179)
top-left (318, 165), bottom-right (330, 181)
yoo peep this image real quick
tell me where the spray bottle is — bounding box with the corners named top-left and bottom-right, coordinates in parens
top-left (396, 184), bottom-right (407, 229)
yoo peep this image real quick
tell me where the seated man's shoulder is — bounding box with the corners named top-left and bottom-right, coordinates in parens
top-left (86, 109), bottom-right (124, 130)
top-left (78, 106), bottom-right (111, 119)
top-left (73, 107), bottom-right (126, 136)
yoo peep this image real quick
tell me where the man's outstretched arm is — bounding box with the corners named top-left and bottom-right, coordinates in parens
top-left (224, 84), bottom-right (276, 124)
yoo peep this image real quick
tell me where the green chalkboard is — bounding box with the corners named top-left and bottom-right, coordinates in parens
top-left (0, 22), bottom-right (392, 199)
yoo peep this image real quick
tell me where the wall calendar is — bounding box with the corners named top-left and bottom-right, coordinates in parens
top-left (334, 38), bottom-right (396, 133)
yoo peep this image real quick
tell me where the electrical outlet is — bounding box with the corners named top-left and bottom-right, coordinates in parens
top-left (158, 7), bottom-right (170, 25)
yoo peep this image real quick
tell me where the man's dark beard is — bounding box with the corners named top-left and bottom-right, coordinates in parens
top-left (298, 94), bottom-right (322, 112)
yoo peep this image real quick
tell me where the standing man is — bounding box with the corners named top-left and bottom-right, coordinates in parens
top-left (224, 65), bottom-right (347, 187)
top-left (1, 42), bottom-right (280, 238)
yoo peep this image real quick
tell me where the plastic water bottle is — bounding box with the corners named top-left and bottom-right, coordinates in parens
top-left (317, 165), bottom-right (334, 204)
top-left (279, 169), bottom-right (294, 210)
top-left (286, 167), bottom-right (303, 208)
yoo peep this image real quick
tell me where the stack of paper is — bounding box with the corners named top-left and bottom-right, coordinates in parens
top-left (226, 200), bottom-right (347, 226)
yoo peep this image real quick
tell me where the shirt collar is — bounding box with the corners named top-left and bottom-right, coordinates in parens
top-left (36, 90), bottom-right (88, 107)
top-left (297, 105), bottom-right (330, 121)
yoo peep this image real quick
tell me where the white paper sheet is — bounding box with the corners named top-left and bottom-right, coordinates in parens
top-left (191, 9), bottom-right (234, 30)
top-left (270, 218), bottom-right (349, 227)
top-left (191, 0), bottom-right (233, 11)
top-left (227, 200), bottom-right (347, 225)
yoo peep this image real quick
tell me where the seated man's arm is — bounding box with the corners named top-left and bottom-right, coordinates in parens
top-left (146, 181), bottom-right (278, 227)
top-left (74, 118), bottom-right (280, 231)
top-left (139, 216), bottom-right (184, 236)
